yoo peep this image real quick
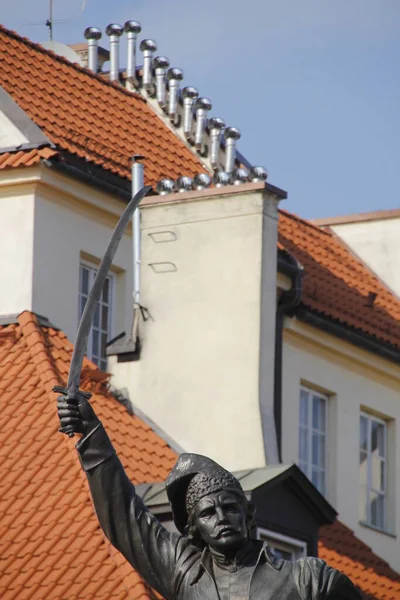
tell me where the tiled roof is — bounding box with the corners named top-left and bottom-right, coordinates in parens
top-left (0, 147), bottom-right (58, 169)
top-left (0, 26), bottom-right (204, 187)
top-left (0, 311), bottom-right (176, 600)
top-left (319, 521), bottom-right (400, 600)
top-left (278, 210), bottom-right (400, 350)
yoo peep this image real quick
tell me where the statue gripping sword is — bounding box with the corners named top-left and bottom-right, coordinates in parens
top-left (56, 184), bottom-right (362, 600)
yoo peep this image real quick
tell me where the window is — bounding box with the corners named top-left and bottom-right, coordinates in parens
top-left (78, 262), bottom-right (113, 371)
top-left (299, 386), bottom-right (327, 495)
top-left (257, 529), bottom-right (307, 561)
top-left (359, 413), bottom-right (387, 530)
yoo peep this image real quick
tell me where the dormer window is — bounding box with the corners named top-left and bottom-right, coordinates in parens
top-left (78, 261), bottom-right (114, 370)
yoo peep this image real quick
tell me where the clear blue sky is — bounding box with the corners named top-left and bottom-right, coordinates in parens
top-left (3, 0), bottom-right (400, 218)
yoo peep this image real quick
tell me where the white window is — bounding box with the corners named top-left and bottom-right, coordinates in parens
top-left (257, 529), bottom-right (307, 561)
top-left (78, 262), bottom-right (113, 371)
top-left (359, 413), bottom-right (387, 530)
top-left (299, 386), bottom-right (327, 496)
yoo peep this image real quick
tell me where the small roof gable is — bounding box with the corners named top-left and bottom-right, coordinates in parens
top-left (279, 210), bottom-right (400, 352)
top-left (0, 311), bottom-right (176, 600)
top-left (0, 25), bottom-right (204, 187)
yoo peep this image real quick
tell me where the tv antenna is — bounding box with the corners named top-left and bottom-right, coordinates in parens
top-left (24, 0), bottom-right (88, 41)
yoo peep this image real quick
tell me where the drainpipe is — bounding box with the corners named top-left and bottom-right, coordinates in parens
top-left (132, 156), bottom-right (145, 339)
top-left (274, 251), bottom-right (304, 460)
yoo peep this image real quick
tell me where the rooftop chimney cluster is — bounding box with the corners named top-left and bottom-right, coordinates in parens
top-left (155, 166), bottom-right (268, 196)
top-left (83, 21), bottom-right (268, 191)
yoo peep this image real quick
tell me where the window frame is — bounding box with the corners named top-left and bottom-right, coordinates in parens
top-left (298, 385), bottom-right (328, 496)
top-left (359, 411), bottom-right (388, 531)
top-left (78, 260), bottom-right (115, 370)
top-left (256, 528), bottom-right (307, 560)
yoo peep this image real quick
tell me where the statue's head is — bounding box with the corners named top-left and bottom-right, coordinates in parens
top-left (166, 454), bottom-right (255, 555)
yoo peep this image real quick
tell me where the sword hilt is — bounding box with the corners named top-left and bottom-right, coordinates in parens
top-left (53, 385), bottom-right (93, 438)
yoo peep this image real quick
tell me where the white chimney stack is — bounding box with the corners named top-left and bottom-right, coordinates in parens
top-left (84, 27), bottom-right (102, 73)
top-left (124, 20), bottom-right (141, 87)
top-left (224, 127), bottom-right (241, 174)
top-left (140, 39), bottom-right (157, 93)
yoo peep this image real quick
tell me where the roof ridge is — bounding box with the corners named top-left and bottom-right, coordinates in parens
top-left (0, 24), bottom-right (146, 104)
top-left (279, 208), bottom-right (333, 238)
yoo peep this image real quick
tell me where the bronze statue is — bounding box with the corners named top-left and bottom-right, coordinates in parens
top-left (57, 392), bottom-right (362, 600)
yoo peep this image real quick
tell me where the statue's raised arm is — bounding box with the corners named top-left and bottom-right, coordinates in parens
top-left (57, 393), bottom-right (362, 600)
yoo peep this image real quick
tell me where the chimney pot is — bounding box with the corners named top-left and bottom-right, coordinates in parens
top-left (182, 86), bottom-right (199, 141)
top-left (105, 23), bottom-right (123, 37)
top-left (176, 176), bottom-right (193, 192)
top-left (224, 126), bottom-right (241, 174)
top-left (140, 39), bottom-right (157, 93)
top-left (193, 173), bottom-right (211, 190)
top-left (84, 26), bottom-right (102, 40)
top-left (106, 24), bottom-right (123, 82)
top-left (249, 166), bottom-right (268, 182)
top-left (208, 117), bottom-right (225, 170)
top-left (194, 97), bottom-right (212, 153)
top-left (213, 170), bottom-right (230, 187)
top-left (167, 67), bottom-right (184, 123)
top-left (125, 20), bottom-right (141, 86)
top-left (84, 27), bottom-right (102, 72)
top-left (153, 57), bottom-right (170, 108)
top-left (124, 20), bottom-right (142, 34)
top-left (232, 167), bottom-right (249, 185)
top-left (156, 178), bottom-right (175, 195)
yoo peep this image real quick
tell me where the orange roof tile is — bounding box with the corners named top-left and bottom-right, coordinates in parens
top-left (0, 147), bottom-right (59, 170)
top-left (0, 311), bottom-right (176, 600)
top-left (319, 521), bottom-right (400, 600)
top-left (278, 210), bottom-right (400, 350)
top-left (0, 26), bottom-right (204, 187)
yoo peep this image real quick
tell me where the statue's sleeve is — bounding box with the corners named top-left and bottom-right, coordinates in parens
top-left (294, 557), bottom-right (363, 599)
top-left (76, 423), bottom-right (181, 600)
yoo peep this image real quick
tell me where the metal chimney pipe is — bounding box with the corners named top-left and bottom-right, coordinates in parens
top-left (224, 126), bottom-right (241, 174)
top-left (140, 39), bottom-right (157, 93)
top-left (208, 117), bottom-right (225, 170)
top-left (249, 166), bottom-right (268, 182)
top-left (213, 170), bottom-right (230, 187)
top-left (232, 167), bottom-right (249, 185)
top-left (124, 20), bottom-right (141, 86)
top-left (153, 57), bottom-right (170, 109)
top-left (156, 178), bottom-right (175, 195)
top-left (194, 97), bottom-right (212, 153)
top-left (167, 68), bottom-right (184, 123)
top-left (175, 176), bottom-right (193, 192)
top-left (132, 155), bottom-right (145, 307)
top-left (182, 86), bottom-right (198, 141)
top-left (106, 24), bottom-right (123, 82)
top-left (192, 173), bottom-right (211, 190)
top-left (84, 27), bottom-right (102, 72)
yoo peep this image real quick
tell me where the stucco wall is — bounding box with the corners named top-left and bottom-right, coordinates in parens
top-left (0, 188), bottom-right (34, 315)
top-left (331, 219), bottom-right (400, 297)
top-left (281, 320), bottom-right (400, 571)
top-left (110, 188), bottom-right (279, 471)
top-left (32, 184), bottom-right (133, 342)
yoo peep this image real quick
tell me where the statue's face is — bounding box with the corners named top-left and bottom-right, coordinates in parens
top-left (193, 491), bottom-right (248, 555)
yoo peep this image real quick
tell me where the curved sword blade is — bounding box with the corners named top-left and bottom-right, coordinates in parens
top-left (67, 185), bottom-right (151, 394)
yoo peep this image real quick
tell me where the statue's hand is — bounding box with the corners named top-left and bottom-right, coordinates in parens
top-left (57, 389), bottom-right (100, 437)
